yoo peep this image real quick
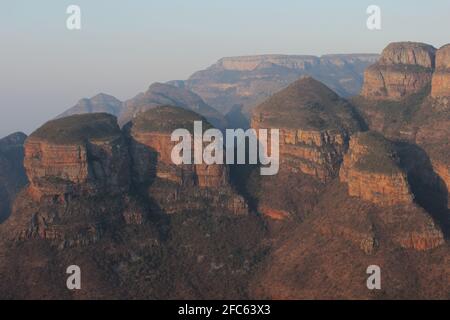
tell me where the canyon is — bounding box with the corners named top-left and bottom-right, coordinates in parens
top-left (0, 41), bottom-right (449, 299)
top-left (170, 54), bottom-right (379, 118)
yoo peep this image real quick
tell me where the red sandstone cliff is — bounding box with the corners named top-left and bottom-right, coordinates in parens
top-left (361, 42), bottom-right (436, 100)
top-left (127, 106), bottom-right (247, 215)
top-left (24, 114), bottom-right (130, 201)
top-left (431, 44), bottom-right (450, 99)
top-left (252, 77), bottom-right (362, 182)
top-left (339, 132), bottom-right (413, 206)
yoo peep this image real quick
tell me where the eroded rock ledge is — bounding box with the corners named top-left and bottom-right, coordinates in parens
top-left (340, 131), bottom-right (413, 206)
top-left (361, 42), bottom-right (436, 100)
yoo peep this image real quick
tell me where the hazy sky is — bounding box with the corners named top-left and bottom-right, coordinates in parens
top-left (1, 0), bottom-right (449, 137)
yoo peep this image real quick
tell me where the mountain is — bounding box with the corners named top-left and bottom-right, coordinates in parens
top-left (118, 83), bottom-right (227, 130)
top-left (169, 53), bottom-right (379, 119)
top-left (0, 110), bottom-right (262, 299)
top-left (57, 93), bottom-right (123, 118)
top-left (245, 68), bottom-right (449, 299)
top-left (352, 42), bottom-right (450, 232)
top-left (0, 132), bottom-right (28, 222)
top-left (0, 42), bottom-right (449, 300)
top-left (57, 84), bottom-right (227, 132)
top-left (361, 42), bottom-right (436, 100)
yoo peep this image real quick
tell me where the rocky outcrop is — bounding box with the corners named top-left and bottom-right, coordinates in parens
top-left (340, 132), bottom-right (413, 206)
top-left (361, 42), bottom-right (436, 100)
top-left (252, 77), bottom-right (362, 182)
top-left (431, 44), bottom-right (450, 98)
top-left (170, 54), bottom-right (379, 121)
top-left (127, 106), bottom-right (247, 215)
top-left (119, 82), bottom-right (227, 130)
top-left (24, 113), bottom-right (130, 201)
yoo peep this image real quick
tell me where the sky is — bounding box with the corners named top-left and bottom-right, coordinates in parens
top-left (0, 0), bottom-right (449, 137)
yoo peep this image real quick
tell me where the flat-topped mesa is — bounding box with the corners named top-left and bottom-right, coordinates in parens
top-left (215, 55), bottom-right (320, 71)
top-left (361, 42), bottom-right (436, 100)
top-left (340, 132), bottom-right (413, 206)
top-left (24, 113), bottom-right (130, 201)
top-left (431, 44), bottom-right (450, 98)
top-left (127, 106), bottom-right (247, 215)
top-left (252, 77), bottom-right (362, 182)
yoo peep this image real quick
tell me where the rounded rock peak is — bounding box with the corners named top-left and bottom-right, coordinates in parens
top-left (379, 42), bottom-right (437, 69)
top-left (435, 43), bottom-right (450, 70)
top-left (253, 76), bottom-right (360, 131)
top-left (130, 105), bottom-right (212, 134)
top-left (30, 113), bottom-right (121, 144)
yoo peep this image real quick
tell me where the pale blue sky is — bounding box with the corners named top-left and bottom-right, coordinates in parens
top-left (1, 0), bottom-right (449, 136)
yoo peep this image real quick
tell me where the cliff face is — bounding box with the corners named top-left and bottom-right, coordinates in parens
top-left (361, 42), bottom-right (436, 100)
top-left (431, 44), bottom-right (450, 98)
top-left (127, 106), bottom-right (247, 215)
top-left (170, 53), bottom-right (379, 120)
top-left (246, 77), bottom-right (364, 220)
top-left (0, 132), bottom-right (28, 222)
top-left (339, 132), bottom-right (413, 206)
top-left (252, 77), bottom-right (362, 182)
top-left (24, 114), bottom-right (130, 201)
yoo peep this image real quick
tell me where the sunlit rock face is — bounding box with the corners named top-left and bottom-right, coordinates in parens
top-left (361, 42), bottom-right (436, 100)
top-left (252, 76), bottom-right (362, 182)
top-left (127, 106), bottom-right (247, 215)
top-left (339, 132), bottom-right (413, 206)
top-left (24, 113), bottom-right (130, 201)
top-left (431, 44), bottom-right (450, 98)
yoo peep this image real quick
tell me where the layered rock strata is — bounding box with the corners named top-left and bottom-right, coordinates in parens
top-left (431, 44), bottom-right (450, 98)
top-left (339, 132), bottom-right (413, 206)
top-left (252, 77), bottom-right (362, 182)
top-left (24, 113), bottom-right (130, 201)
top-left (127, 106), bottom-right (247, 215)
top-left (361, 42), bottom-right (436, 100)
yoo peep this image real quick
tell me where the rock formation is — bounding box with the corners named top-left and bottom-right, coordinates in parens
top-left (1, 42), bottom-right (450, 300)
top-left (339, 132), bottom-right (413, 206)
top-left (126, 106), bottom-right (247, 215)
top-left (431, 44), bottom-right (450, 98)
top-left (119, 82), bottom-right (227, 130)
top-left (24, 113), bottom-right (130, 201)
top-left (252, 77), bottom-right (362, 182)
top-left (170, 53), bottom-right (379, 120)
top-left (361, 42), bottom-right (436, 100)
